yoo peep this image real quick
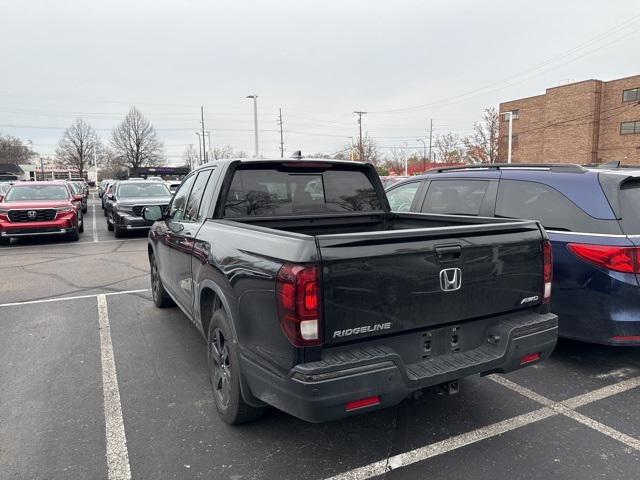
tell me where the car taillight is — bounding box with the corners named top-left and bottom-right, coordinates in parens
top-left (276, 264), bottom-right (321, 347)
top-left (567, 243), bottom-right (640, 274)
top-left (543, 240), bottom-right (552, 304)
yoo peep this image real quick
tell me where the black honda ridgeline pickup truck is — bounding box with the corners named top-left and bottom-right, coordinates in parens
top-left (143, 159), bottom-right (557, 424)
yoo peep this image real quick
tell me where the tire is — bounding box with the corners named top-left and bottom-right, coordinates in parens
top-left (114, 225), bottom-right (124, 238)
top-left (78, 213), bottom-right (84, 233)
top-left (107, 212), bottom-right (114, 231)
top-left (0, 236), bottom-right (10, 245)
top-left (207, 309), bottom-right (265, 425)
top-left (82, 206), bottom-right (87, 213)
top-left (150, 253), bottom-right (174, 308)
top-left (69, 227), bottom-right (80, 241)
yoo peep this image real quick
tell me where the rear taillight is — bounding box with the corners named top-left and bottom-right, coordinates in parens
top-left (276, 264), bottom-right (321, 347)
top-left (567, 244), bottom-right (640, 274)
top-left (543, 240), bottom-right (552, 304)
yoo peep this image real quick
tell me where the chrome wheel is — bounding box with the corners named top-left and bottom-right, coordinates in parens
top-left (151, 259), bottom-right (160, 301)
top-left (209, 328), bottom-right (232, 408)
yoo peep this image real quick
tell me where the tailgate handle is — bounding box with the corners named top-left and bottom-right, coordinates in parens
top-left (435, 245), bottom-right (462, 262)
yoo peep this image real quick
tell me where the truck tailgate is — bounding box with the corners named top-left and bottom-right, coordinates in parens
top-left (318, 222), bottom-right (545, 345)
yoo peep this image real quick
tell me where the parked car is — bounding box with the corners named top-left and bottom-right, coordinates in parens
top-left (148, 176), bottom-right (164, 182)
top-left (98, 179), bottom-right (111, 198)
top-left (143, 159), bottom-right (557, 424)
top-left (65, 180), bottom-right (88, 213)
top-left (165, 181), bottom-right (181, 195)
top-left (386, 163), bottom-right (640, 346)
top-left (102, 181), bottom-right (117, 213)
top-left (105, 180), bottom-right (171, 237)
top-left (0, 181), bottom-right (84, 244)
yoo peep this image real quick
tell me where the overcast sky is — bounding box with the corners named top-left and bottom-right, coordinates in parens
top-left (1, 0), bottom-right (639, 164)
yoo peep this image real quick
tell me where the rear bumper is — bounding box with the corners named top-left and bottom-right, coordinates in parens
top-left (240, 310), bottom-right (558, 422)
top-left (0, 215), bottom-right (77, 238)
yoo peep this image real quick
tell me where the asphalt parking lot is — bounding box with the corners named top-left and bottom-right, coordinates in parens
top-left (1, 195), bottom-right (640, 480)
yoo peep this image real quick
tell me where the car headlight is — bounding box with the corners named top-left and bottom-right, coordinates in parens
top-left (0, 209), bottom-right (8, 215)
top-left (55, 207), bottom-right (75, 213)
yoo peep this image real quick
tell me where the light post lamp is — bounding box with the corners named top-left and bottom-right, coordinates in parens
top-left (417, 138), bottom-right (427, 173)
top-left (500, 111), bottom-right (514, 164)
top-left (246, 95), bottom-right (259, 158)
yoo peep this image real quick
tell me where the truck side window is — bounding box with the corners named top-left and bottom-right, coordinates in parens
top-left (169, 174), bottom-right (196, 222)
top-left (495, 179), bottom-right (621, 234)
top-left (422, 180), bottom-right (489, 216)
top-left (184, 170), bottom-right (213, 222)
top-left (386, 182), bottom-right (420, 212)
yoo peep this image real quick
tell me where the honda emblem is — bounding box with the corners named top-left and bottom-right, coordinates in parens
top-left (439, 268), bottom-right (462, 292)
top-left (27, 210), bottom-right (37, 220)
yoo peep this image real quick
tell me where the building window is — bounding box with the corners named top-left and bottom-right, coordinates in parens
top-left (502, 109), bottom-right (519, 121)
top-left (620, 121), bottom-right (640, 135)
top-left (623, 88), bottom-right (639, 103)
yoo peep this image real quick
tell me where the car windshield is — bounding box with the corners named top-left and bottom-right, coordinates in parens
top-left (118, 182), bottom-right (170, 198)
top-left (4, 184), bottom-right (70, 201)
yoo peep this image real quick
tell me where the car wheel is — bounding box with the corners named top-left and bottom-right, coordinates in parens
top-left (114, 225), bottom-right (124, 238)
top-left (150, 253), bottom-right (174, 308)
top-left (0, 236), bottom-right (10, 245)
top-left (69, 227), bottom-right (80, 242)
top-left (207, 310), bottom-right (265, 425)
top-left (107, 213), bottom-right (114, 231)
top-left (82, 207), bottom-right (87, 213)
top-left (78, 213), bottom-right (84, 233)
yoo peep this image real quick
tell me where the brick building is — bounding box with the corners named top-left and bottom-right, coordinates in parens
top-left (498, 74), bottom-right (640, 165)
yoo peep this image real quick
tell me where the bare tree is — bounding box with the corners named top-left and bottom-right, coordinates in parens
top-left (435, 132), bottom-right (466, 165)
top-left (212, 145), bottom-right (249, 160)
top-left (182, 145), bottom-right (200, 170)
top-left (0, 134), bottom-right (37, 164)
top-left (55, 118), bottom-right (101, 177)
top-left (98, 147), bottom-right (127, 180)
top-left (464, 107), bottom-right (500, 164)
top-left (110, 107), bottom-right (163, 173)
top-left (343, 135), bottom-right (382, 165)
top-left (386, 145), bottom-right (409, 175)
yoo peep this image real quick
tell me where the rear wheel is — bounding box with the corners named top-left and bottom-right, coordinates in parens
top-left (207, 310), bottom-right (265, 425)
top-left (107, 212), bottom-right (114, 231)
top-left (150, 253), bottom-right (174, 308)
top-left (78, 213), bottom-right (84, 233)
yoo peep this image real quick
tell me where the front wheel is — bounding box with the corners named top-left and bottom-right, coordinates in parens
top-left (78, 213), bottom-right (84, 233)
top-left (207, 310), bottom-right (265, 425)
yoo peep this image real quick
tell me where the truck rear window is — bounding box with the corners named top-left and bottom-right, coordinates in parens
top-left (618, 179), bottom-right (640, 234)
top-left (223, 168), bottom-right (382, 217)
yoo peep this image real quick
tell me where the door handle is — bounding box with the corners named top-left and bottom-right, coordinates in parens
top-left (435, 245), bottom-right (462, 262)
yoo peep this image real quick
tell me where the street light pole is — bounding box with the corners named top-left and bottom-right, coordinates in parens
top-left (417, 138), bottom-right (427, 172)
top-left (501, 111), bottom-right (514, 164)
top-left (246, 95), bottom-right (259, 158)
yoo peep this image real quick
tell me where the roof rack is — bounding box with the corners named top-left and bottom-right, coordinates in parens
top-left (430, 163), bottom-right (586, 173)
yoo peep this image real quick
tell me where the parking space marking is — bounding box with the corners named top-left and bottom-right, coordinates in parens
top-left (0, 288), bottom-right (149, 308)
top-left (93, 204), bottom-right (98, 243)
top-left (489, 375), bottom-right (640, 451)
top-left (0, 237), bottom-right (147, 252)
top-left (97, 294), bottom-right (132, 480)
top-left (326, 374), bottom-right (640, 480)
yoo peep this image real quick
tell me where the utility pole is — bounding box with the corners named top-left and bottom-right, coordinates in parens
top-left (246, 95), bottom-right (259, 158)
top-left (417, 138), bottom-right (427, 172)
top-left (354, 111), bottom-right (367, 161)
top-left (195, 132), bottom-right (203, 164)
top-left (205, 131), bottom-right (212, 162)
top-left (428, 119), bottom-right (433, 164)
top-left (201, 106), bottom-right (207, 163)
top-left (278, 108), bottom-right (284, 158)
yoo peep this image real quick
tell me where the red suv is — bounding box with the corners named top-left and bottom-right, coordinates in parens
top-left (0, 182), bottom-right (84, 244)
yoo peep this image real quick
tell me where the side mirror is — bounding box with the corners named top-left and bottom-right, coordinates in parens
top-left (73, 194), bottom-right (84, 202)
top-left (142, 205), bottom-right (164, 222)
top-left (107, 193), bottom-right (114, 200)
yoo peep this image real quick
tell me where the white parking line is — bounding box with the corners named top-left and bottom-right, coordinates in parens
top-left (326, 374), bottom-right (640, 480)
top-left (325, 407), bottom-right (556, 480)
top-left (93, 204), bottom-right (98, 243)
top-left (97, 294), bottom-right (132, 480)
top-left (0, 237), bottom-right (147, 252)
top-left (489, 375), bottom-right (640, 452)
top-left (0, 288), bottom-right (150, 308)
